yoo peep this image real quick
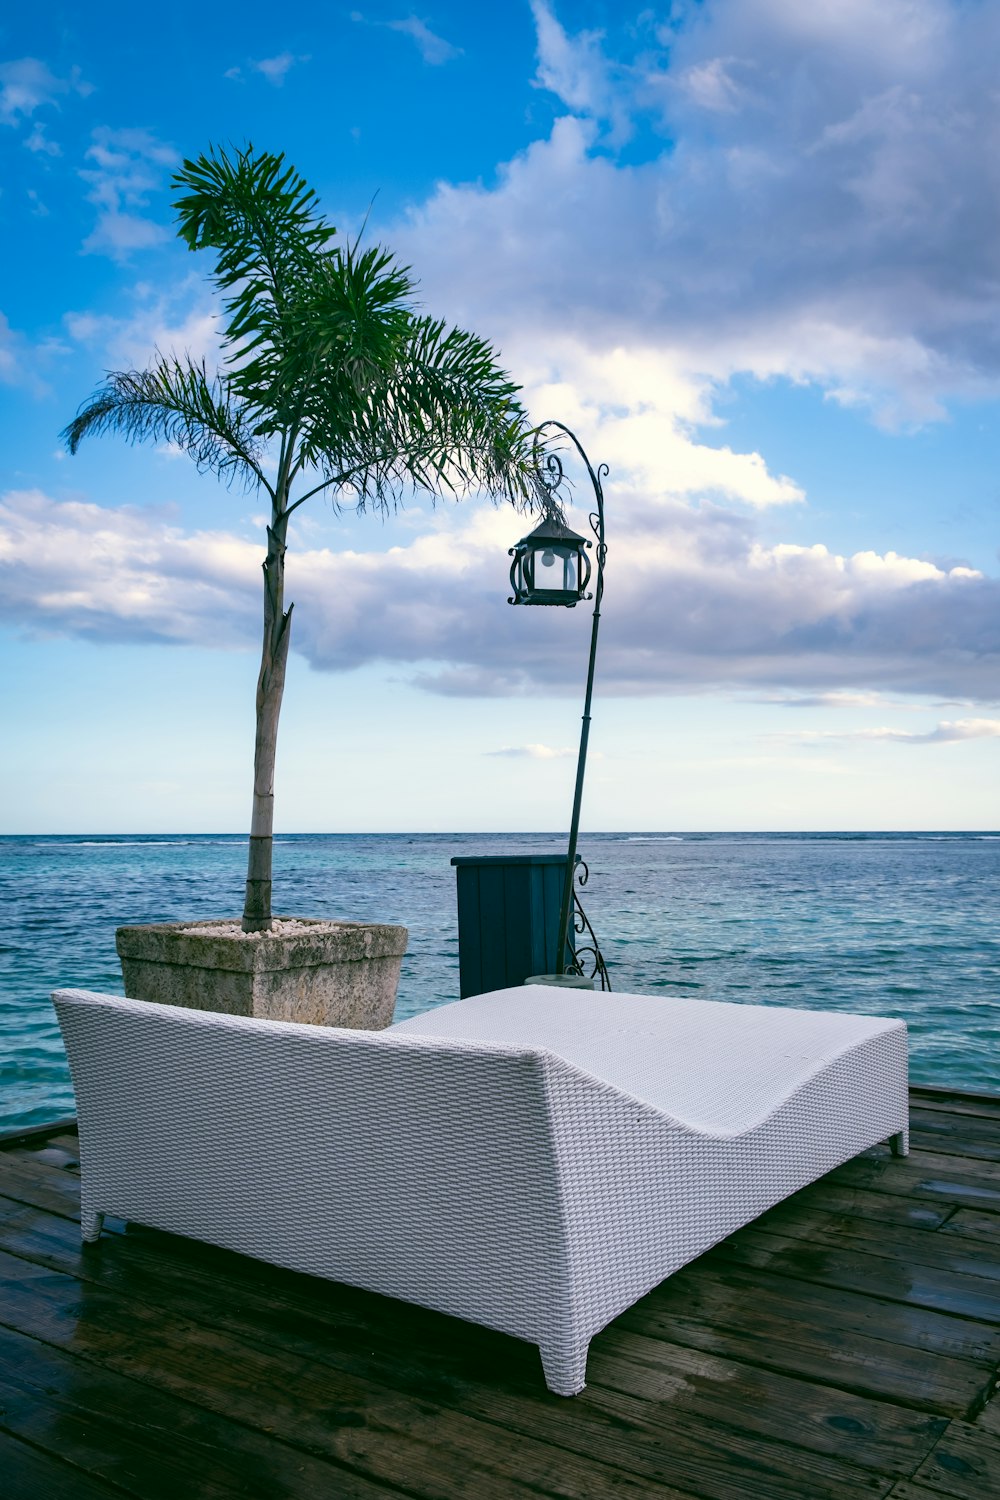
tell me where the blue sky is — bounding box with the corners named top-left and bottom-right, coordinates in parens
top-left (2, 0), bottom-right (1000, 833)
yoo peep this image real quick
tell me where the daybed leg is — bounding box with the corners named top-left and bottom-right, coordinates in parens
top-left (539, 1341), bottom-right (589, 1397)
top-left (81, 1208), bottom-right (104, 1243)
top-left (889, 1129), bottom-right (909, 1158)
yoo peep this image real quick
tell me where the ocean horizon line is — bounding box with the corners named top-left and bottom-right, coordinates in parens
top-left (4, 829), bottom-right (999, 842)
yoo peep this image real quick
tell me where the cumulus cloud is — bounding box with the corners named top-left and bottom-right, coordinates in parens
top-left (759, 690), bottom-right (911, 710)
top-left (253, 52), bottom-right (304, 84)
top-left (530, 0), bottom-right (628, 140)
top-left (0, 311), bottom-right (66, 394)
top-left (791, 719), bottom-right (1000, 745)
top-left (756, 689), bottom-right (987, 712)
top-left (487, 744), bottom-right (575, 759)
top-left (350, 12), bottom-right (461, 66)
top-left (518, 339), bottom-right (803, 506)
top-left (225, 53), bottom-right (309, 86)
top-left (387, 17), bottom-right (461, 65)
top-left (80, 127), bottom-right (178, 260)
top-left (0, 491), bottom-right (260, 647)
top-left (23, 122), bottom-right (60, 156)
top-left (64, 279), bottom-right (222, 371)
top-left (0, 314), bottom-right (29, 387)
top-left (395, 0), bottom-right (1000, 426)
top-left (0, 57), bottom-right (90, 126)
top-left (3, 488), bottom-right (997, 704)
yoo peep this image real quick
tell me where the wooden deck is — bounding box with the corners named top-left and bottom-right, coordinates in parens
top-left (2, 1089), bottom-right (999, 1499)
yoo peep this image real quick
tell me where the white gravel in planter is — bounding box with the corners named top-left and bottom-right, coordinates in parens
top-left (179, 919), bottom-right (347, 940)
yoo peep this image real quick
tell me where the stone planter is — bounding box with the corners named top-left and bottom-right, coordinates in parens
top-left (115, 917), bottom-right (408, 1030)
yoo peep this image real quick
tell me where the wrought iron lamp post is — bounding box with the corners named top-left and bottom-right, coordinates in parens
top-left (508, 420), bottom-right (609, 987)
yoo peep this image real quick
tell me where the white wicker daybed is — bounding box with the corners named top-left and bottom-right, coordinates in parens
top-left (53, 985), bottom-right (908, 1396)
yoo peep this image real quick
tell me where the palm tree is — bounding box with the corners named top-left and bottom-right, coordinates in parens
top-left (65, 144), bottom-right (534, 931)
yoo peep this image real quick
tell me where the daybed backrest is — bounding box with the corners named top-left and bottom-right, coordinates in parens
top-left (52, 989), bottom-right (569, 1336)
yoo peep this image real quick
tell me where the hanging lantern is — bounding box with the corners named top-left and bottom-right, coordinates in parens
top-left (507, 512), bottom-right (593, 607)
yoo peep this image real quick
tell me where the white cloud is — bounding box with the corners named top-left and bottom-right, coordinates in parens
top-left (82, 213), bottom-right (168, 258)
top-left (759, 690), bottom-right (925, 710)
top-left (254, 53), bottom-right (301, 85)
top-left (23, 122), bottom-right (60, 156)
top-left (386, 17), bottom-right (461, 66)
top-left (790, 718), bottom-right (1000, 746)
top-left (65, 280), bottom-right (222, 371)
top-left (393, 0), bottom-right (1000, 427)
top-left (679, 57), bottom-right (746, 114)
top-left (226, 53), bottom-right (310, 86)
top-left (0, 310), bottom-right (66, 394)
top-left (516, 338), bottom-right (803, 507)
top-left (530, 1), bottom-right (624, 135)
top-left (908, 719), bottom-right (1000, 743)
top-left (487, 744), bottom-right (575, 759)
top-left (0, 57), bottom-right (90, 125)
top-left (3, 488), bottom-right (997, 704)
top-left (0, 490), bottom-right (259, 646)
top-left (0, 314), bottom-right (27, 387)
top-left (80, 127), bottom-right (178, 261)
top-left (350, 13), bottom-right (461, 66)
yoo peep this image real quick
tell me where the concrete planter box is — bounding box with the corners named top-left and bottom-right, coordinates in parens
top-left (116, 918), bottom-right (408, 1030)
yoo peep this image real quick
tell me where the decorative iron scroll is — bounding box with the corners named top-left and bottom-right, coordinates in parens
top-left (536, 444), bottom-right (566, 503)
top-left (566, 860), bottom-right (611, 991)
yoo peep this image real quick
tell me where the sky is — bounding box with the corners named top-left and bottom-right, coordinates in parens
top-left (2, 0), bottom-right (1000, 833)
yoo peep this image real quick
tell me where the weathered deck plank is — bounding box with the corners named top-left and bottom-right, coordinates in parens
top-left (744, 1206), bottom-right (1000, 1282)
top-left (0, 1428), bottom-right (121, 1500)
top-left (909, 1087), bottom-right (1000, 1122)
top-left (905, 1420), bottom-right (1000, 1497)
top-left (941, 1208), bottom-right (1000, 1246)
top-left (977, 1394), bottom-right (1000, 1437)
top-left (0, 1323), bottom-right (396, 1500)
top-left (1, 1095), bottom-right (998, 1500)
top-left (586, 1330), bottom-right (948, 1474)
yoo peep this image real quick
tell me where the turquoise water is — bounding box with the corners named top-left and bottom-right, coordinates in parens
top-left (2, 831), bottom-right (998, 1129)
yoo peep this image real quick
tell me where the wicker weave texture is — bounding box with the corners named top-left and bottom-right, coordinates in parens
top-left (53, 986), bottom-right (908, 1396)
top-left (399, 987), bottom-right (909, 1392)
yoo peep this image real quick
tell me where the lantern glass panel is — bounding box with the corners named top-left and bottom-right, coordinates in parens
top-left (532, 544), bottom-right (577, 593)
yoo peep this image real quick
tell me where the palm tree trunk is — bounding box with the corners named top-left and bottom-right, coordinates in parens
top-left (242, 516), bottom-right (293, 932)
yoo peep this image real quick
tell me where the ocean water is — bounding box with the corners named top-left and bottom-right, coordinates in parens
top-left (2, 831), bottom-right (998, 1130)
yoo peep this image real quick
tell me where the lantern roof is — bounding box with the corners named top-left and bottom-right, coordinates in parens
top-left (514, 509), bottom-right (590, 551)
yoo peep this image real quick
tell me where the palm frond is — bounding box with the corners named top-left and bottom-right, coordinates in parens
top-left (174, 143), bottom-right (331, 282)
top-left (230, 238), bottom-right (418, 440)
top-left (292, 308), bottom-right (536, 513)
top-left (173, 145), bottom-right (356, 400)
top-left (62, 356), bottom-right (268, 491)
